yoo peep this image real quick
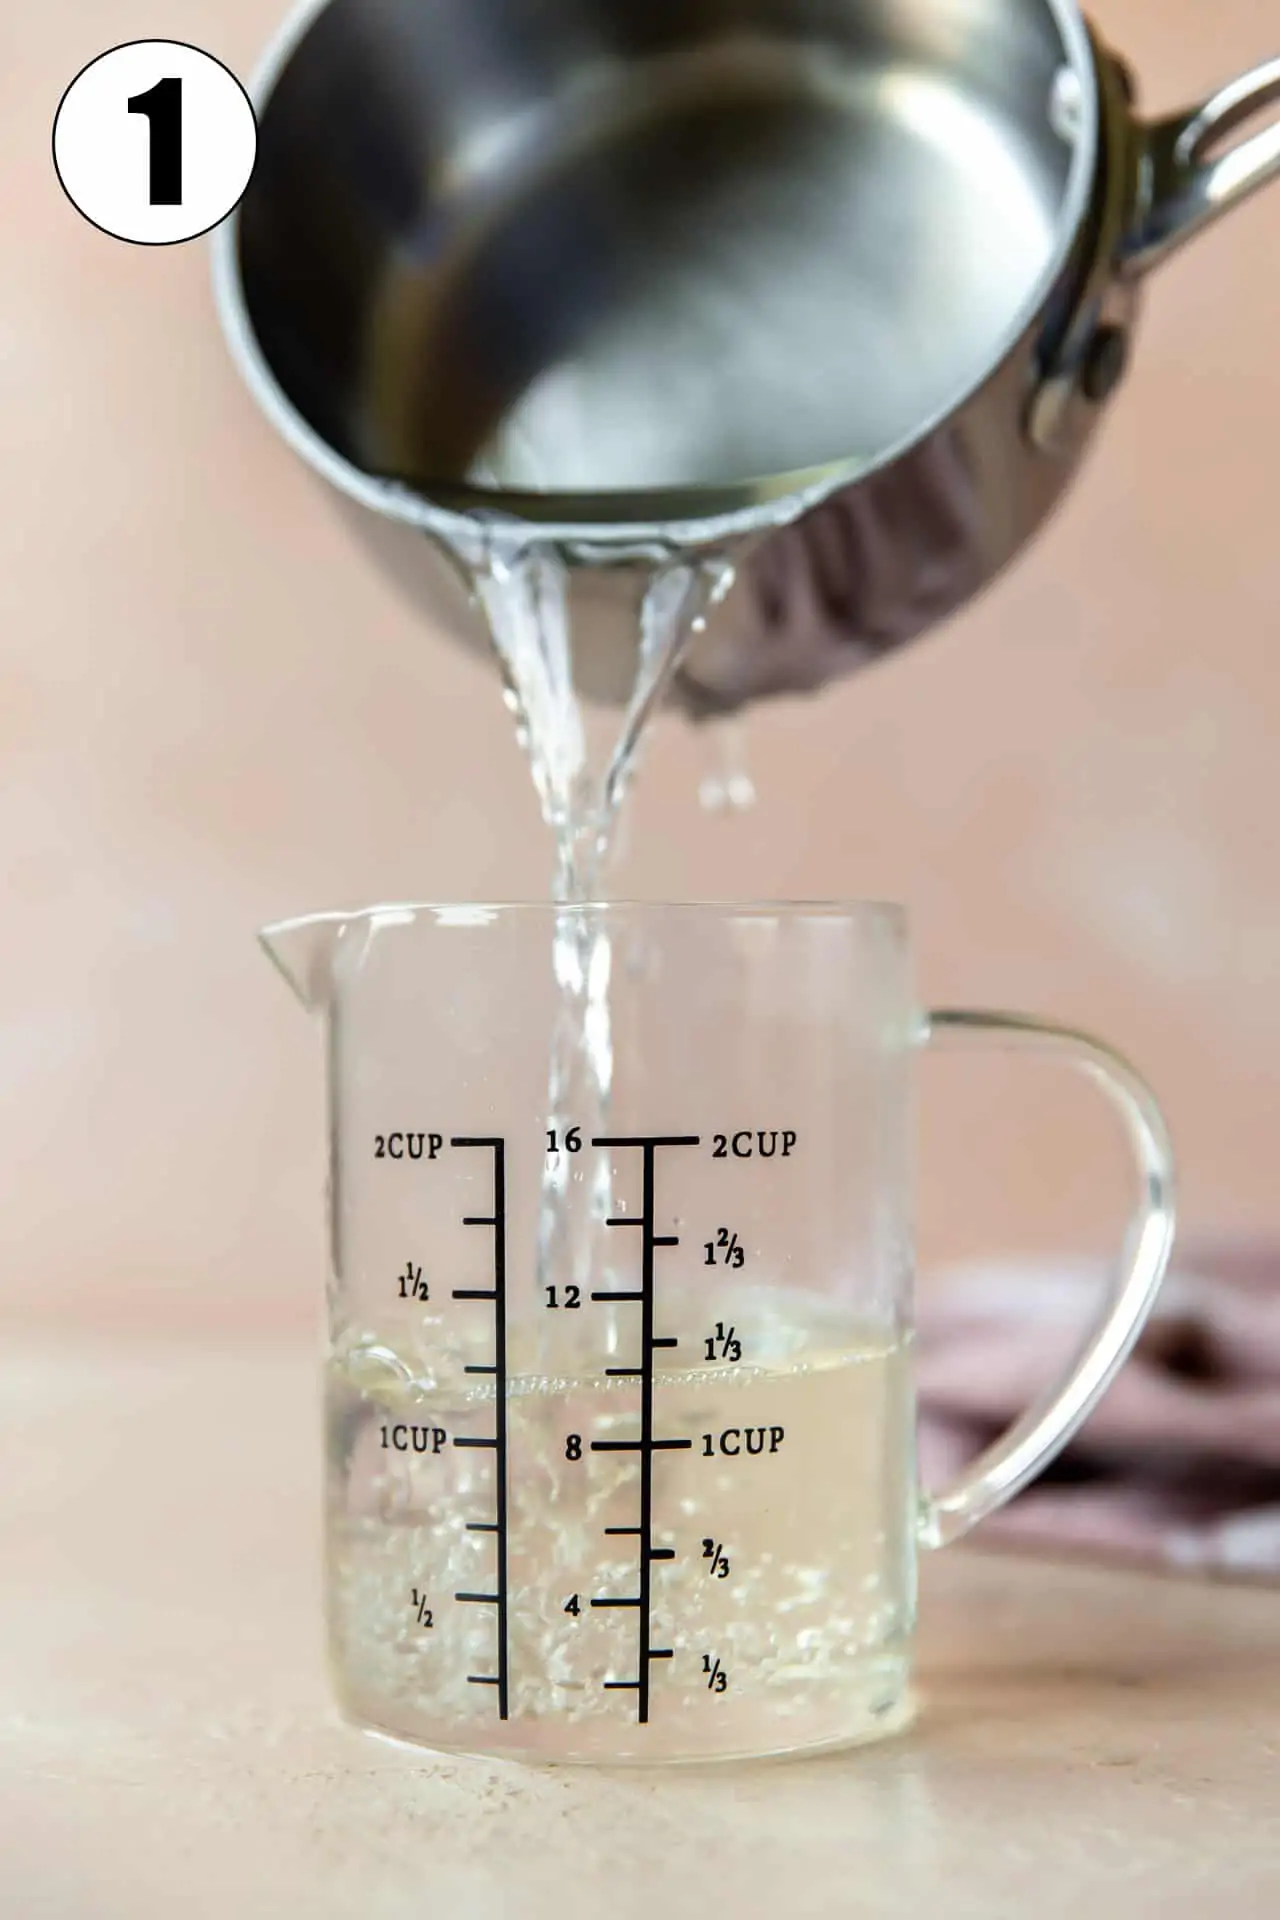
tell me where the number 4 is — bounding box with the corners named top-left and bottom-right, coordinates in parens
top-left (564, 1594), bottom-right (581, 1617)
top-left (129, 77), bottom-right (183, 205)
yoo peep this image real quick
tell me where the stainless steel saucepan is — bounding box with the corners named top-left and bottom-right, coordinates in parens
top-left (213, 0), bottom-right (1280, 714)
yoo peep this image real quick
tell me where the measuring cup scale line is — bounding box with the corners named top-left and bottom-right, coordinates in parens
top-left (549, 1133), bottom-right (785, 1721)
top-left (445, 1136), bottom-right (510, 1719)
top-left (586, 1133), bottom-right (699, 1723)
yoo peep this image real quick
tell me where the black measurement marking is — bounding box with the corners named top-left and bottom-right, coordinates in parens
top-left (605, 1526), bottom-right (642, 1536)
top-left (704, 1321), bottom-right (743, 1363)
top-left (700, 1427), bottom-right (785, 1457)
top-left (604, 1367), bottom-right (643, 1378)
top-left (455, 1591), bottom-right (499, 1605)
top-left (594, 1136), bottom-right (702, 1149)
top-left (704, 1228), bottom-right (746, 1271)
top-left (605, 1216), bottom-right (642, 1227)
top-left (652, 1337), bottom-right (679, 1349)
top-left (648, 1548), bottom-right (676, 1561)
top-left (451, 1136), bottom-right (509, 1721)
top-left (593, 1132), bottom-right (701, 1724)
top-left (591, 1596), bottom-right (642, 1609)
top-left (464, 1364), bottom-right (497, 1376)
top-left (603, 1646), bottom-right (674, 1693)
top-left (380, 1423), bottom-right (446, 1454)
top-left (397, 1261), bottom-right (429, 1301)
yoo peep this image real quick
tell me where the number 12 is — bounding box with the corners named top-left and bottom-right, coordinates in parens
top-left (129, 77), bottom-right (183, 206)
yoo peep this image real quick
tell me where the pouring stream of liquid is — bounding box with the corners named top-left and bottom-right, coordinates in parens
top-left (468, 530), bottom-right (736, 1309)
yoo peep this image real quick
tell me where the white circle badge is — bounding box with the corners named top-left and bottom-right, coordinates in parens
top-left (53, 40), bottom-right (257, 246)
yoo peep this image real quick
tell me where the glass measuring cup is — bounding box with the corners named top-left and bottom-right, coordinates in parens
top-left (263, 902), bottom-right (1174, 1765)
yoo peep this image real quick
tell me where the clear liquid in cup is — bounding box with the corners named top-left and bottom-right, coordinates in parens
top-left (326, 1295), bottom-right (915, 1764)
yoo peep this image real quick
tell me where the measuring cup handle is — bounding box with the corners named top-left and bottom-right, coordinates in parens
top-left (914, 1009), bottom-right (1176, 1552)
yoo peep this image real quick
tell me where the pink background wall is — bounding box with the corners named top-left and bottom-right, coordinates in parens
top-left (5, 0), bottom-right (1279, 1332)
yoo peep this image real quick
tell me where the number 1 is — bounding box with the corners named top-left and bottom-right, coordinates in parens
top-left (129, 77), bottom-right (183, 206)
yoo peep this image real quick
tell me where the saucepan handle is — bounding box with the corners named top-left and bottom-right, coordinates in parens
top-left (915, 1010), bottom-right (1176, 1551)
top-left (1125, 57), bottom-right (1280, 274)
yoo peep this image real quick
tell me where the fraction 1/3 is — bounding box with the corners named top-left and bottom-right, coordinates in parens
top-left (702, 1654), bottom-right (729, 1693)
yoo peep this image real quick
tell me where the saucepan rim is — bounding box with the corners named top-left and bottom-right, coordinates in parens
top-left (212, 0), bottom-right (1101, 548)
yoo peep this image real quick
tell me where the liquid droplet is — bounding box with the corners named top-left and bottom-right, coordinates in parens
top-left (698, 715), bottom-right (757, 813)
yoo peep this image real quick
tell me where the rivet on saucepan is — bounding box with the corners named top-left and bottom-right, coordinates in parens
top-left (1049, 66), bottom-right (1084, 143)
top-left (1081, 326), bottom-right (1131, 405)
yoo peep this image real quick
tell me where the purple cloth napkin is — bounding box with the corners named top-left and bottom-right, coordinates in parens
top-left (917, 1238), bottom-right (1280, 1577)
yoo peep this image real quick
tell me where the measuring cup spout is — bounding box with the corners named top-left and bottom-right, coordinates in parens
top-left (259, 912), bottom-right (348, 1010)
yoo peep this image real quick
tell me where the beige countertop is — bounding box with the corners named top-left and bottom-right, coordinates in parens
top-left (3, 1335), bottom-right (1277, 1918)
